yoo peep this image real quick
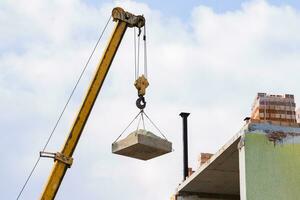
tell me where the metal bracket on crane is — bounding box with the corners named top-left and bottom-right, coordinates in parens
top-left (40, 151), bottom-right (73, 168)
top-left (112, 7), bottom-right (145, 28)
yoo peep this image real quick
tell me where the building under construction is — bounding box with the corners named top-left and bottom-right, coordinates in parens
top-left (172, 93), bottom-right (300, 200)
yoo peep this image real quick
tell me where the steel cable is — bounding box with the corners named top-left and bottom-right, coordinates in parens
top-left (113, 110), bottom-right (142, 143)
top-left (134, 27), bottom-right (137, 80)
top-left (137, 30), bottom-right (141, 77)
top-left (143, 111), bottom-right (168, 140)
top-left (16, 15), bottom-right (112, 200)
top-left (143, 25), bottom-right (148, 78)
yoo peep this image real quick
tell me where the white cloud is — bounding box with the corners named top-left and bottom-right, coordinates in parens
top-left (2, 0), bottom-right (300, 199)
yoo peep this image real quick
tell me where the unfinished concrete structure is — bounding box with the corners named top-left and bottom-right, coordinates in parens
top-left (172, 122), bottom-right (300, 200)
top-left (251, 93), bottom-right (297, 124)
top-left (172, 93), bottom-right (300, 200)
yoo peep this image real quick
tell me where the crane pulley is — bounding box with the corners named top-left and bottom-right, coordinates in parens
top-left (135, 75), bottom-right (149, 109)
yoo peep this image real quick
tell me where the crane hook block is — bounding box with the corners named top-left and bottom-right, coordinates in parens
top-left (134, 75), bottom-right (149, 97)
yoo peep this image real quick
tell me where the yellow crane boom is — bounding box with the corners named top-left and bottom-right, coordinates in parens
top-left (40, 7), bottom-right (145, 200)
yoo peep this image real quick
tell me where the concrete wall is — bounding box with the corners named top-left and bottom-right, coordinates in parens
top-left (240, 132), bottom-right (300, 200)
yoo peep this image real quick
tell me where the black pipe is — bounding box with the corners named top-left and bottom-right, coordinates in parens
top-left (180, 112), bottom-right (190, 180)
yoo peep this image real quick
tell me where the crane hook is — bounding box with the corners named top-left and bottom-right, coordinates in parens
top-left (136, 96), bottom-right (146, 110)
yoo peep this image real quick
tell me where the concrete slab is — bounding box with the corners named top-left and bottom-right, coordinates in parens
top-left (112, 129), bottom-right (172, 160)
top-left (177, 132), bottom-right (241, 197)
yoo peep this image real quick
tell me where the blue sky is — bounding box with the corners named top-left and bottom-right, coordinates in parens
top-left (2, 0), bottom-right (300, 199)
top-left (85, 0), bottom-right (300, 18)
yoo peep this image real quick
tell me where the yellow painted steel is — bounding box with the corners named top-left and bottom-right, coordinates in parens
top-left (40, 21), bottom-right (128, 200)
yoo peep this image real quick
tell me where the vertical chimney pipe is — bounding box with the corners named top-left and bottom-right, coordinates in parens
top-left (180, 112), bottom-right (190, 180)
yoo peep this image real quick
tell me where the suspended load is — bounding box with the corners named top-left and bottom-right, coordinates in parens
top-left (112, 129), bottom-right (172, 160)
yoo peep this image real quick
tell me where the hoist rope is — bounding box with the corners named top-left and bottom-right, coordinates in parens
top-left (16, 15), bottom-right (112, 200)
top-left (143, 25), bottom-right (148, 78)
top-left (134, 28), bottom-right (137, 80)
top-left (137, 30), bottom-right (141, 78)
top-left (134, 25), bottom-right (148, 80)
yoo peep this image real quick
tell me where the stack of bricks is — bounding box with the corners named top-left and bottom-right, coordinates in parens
top-left (251, 93), bottom-right (297, 125)
top-left (188, 167), bottom-right (195, 177)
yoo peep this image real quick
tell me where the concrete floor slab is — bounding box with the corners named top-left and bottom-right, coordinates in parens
top-left (112, 129), bottom-right (172, 160)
